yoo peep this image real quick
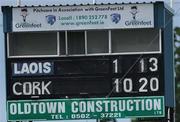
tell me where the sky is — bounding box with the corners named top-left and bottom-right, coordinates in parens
top-left (0, 0), bottom-right (180, 122)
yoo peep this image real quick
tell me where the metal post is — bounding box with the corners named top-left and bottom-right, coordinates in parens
top-left (170, 0), bottom-right (173, 8)
top-left (16, 4), bottom-right (31, 122)
top-left (16, 0), bottom-right (21, 6)
top-left (94, 1), bottom-right (98, 122)
top-left (93, 0), bottom-right (96, 4)
top-left (168, 108), bottom-right (170, 122)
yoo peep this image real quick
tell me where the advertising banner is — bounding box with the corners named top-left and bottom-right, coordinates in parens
top-left (7, 96), bottom-right (164, 121)
top-left (12, 4), bottom-right (154, 32)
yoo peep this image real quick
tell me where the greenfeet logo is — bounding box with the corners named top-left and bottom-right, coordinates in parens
top-left (15, 8), bottom-right (42, 29)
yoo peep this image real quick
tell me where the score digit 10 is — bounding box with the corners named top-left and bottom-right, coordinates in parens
top-left (112, 56), bottom-right (161, 94)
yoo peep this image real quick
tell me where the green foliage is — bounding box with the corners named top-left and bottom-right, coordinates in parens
top-left (175, 27), bottom-right (180, 36)
top-left (175, 27), bottom-right (180, 122)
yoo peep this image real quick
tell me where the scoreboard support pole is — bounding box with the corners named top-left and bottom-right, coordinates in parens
top-left (166, 107), bottom-right (175, 122)
top-left (97, 119), bottom-right (116, 122)
top-left (8, 121), bottom-right (32, 122)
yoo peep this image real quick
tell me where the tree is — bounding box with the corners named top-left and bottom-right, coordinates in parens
top-left (174, 27), bottom-right (180, 122)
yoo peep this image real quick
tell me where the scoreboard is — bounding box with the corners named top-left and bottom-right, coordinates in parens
top-left (7, 54), bottom-right (164, 100)
top-left (2, 2), bottom-right (174, 121)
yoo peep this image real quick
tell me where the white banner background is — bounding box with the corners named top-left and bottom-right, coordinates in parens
top-left (12, 4), bottom-right (154, 32)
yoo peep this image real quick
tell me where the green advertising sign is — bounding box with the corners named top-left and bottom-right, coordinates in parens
top-left (7, 96), bottom-right (164, 121)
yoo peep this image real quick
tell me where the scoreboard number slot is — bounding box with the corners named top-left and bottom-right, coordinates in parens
top-left (113, 77), bottom-right (159, 93)
top-left (139, 57), bottom-right (158, 73)
top-left (113, 57), bottom-right (158, 74)
top-left (149, 57), bottom-right (158, 72)
top-left (112, 57), bottom-right (160, 94)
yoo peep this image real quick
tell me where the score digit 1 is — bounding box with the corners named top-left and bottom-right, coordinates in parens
top-left (113, 59), bottom-right (121, 73)
top-left (113, 59), bottom-right (118, 73)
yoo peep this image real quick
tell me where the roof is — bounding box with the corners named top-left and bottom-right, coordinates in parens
top-left (2, 1), bottom-right (157, 8)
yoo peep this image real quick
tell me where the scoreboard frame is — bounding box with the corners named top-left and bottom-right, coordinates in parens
top-left (2, 1), bottom-right (174, 121)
